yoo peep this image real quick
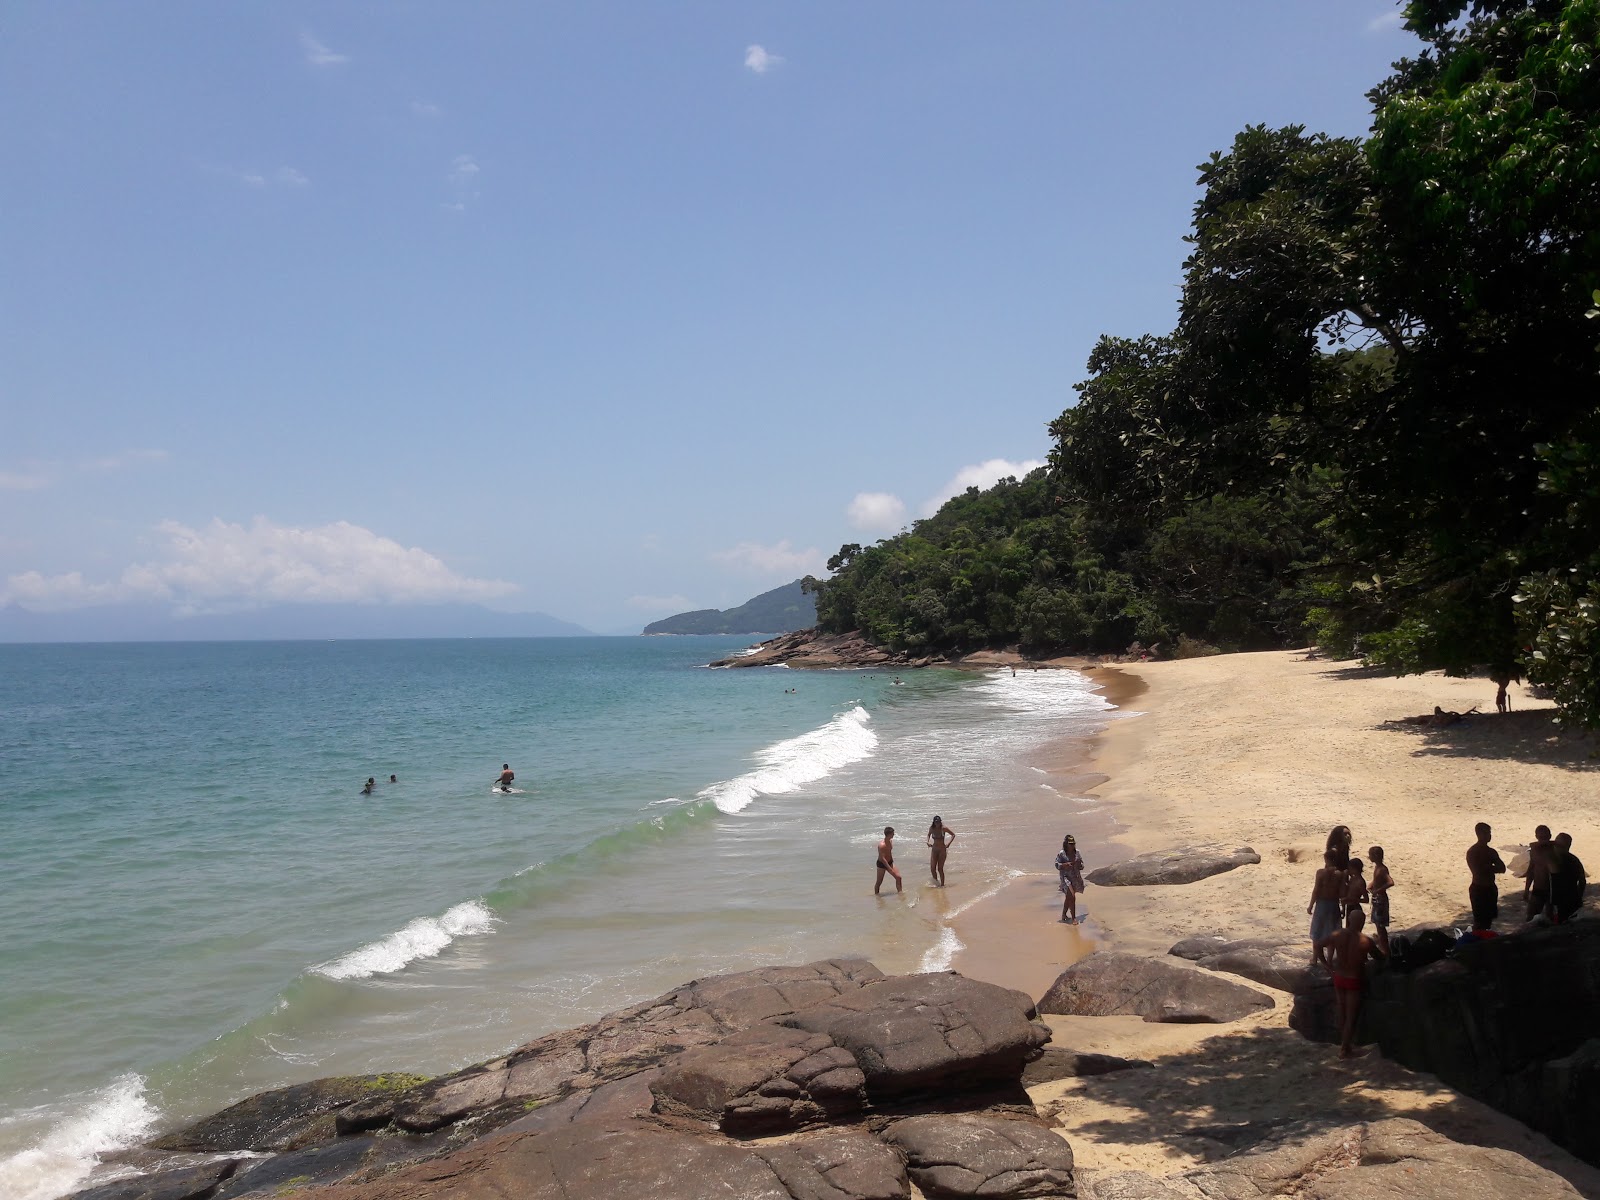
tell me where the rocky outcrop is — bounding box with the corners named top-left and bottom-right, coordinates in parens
top-left (71, 1160), bottom-right (245, 1200)
top-left (1020, 1049), bottom-right (1152, 1086)
top-left (1038, 953), bottom-right (1274, 1024)
top-left (880, 1114), bottom-right (1076, 1199)
top-left (148, 1075), bottom-right (428, 1153)
top-left (711, 629), bottom-right (944, 670)
top-left (1085, 845), bottom-right (1259, 887)
top-left (1085, 1117), bottom-right (1584, 1199)
top-left (1194, 942), bottom-right (1324, 995)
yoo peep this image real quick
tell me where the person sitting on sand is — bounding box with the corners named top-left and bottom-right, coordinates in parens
top-left (1467, 821), bottom-right (1507, 931)
top-left (1368, 846), bottom-right (1393, 957)
top-left (361, 777), bottom-right (376, 795)
top-left (1308, 850), bottom-right (1344, 965)
top-left (1325, 825), bottom-right (1352, 872)
top-left (874, 826), bottom-right (903, 896)
top-left (1056, 835), bottom-right (1085, 923)
top-left (497, 764), bottom-right (515, 792)
top-left (1525, 824), bottom-right (1554, 920)
top-left (1549, 833), bottom-right (1588, 924)
top-left (1342, 858), bottom-right (1368, 919)
top-left (926, 815), bottom-right (955, 887)
top-left (1316, 907), bottom-right (1382, 1059)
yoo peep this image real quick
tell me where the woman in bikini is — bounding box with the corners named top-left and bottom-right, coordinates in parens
top-left (926, 815), bottom-right (956, 887)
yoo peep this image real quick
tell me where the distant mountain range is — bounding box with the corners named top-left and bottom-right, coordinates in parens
top-left (643, 580), bottom-right (816, 636)
top-left (0, 602), bottom-right (593, 643)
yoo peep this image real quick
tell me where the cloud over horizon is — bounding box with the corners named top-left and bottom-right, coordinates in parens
top-left (847, 492), bottom-right (907, 533)
top-left (2, 518), bottom-right (517, 613)
top-left (920, 457), bottom-right (1044, 516)
top-left (744, 44), bottom-right (784, 73)
top-left (711, 539), bottom-right (824, 579)
top-left (301, 32), bottom-right (348, 66)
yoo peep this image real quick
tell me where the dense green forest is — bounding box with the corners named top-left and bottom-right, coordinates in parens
top-left (808, 0), bottom-right (1600, 726)
top-left (644, 580), bottom-right (815, 635)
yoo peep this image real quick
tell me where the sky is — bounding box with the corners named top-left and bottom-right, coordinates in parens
top-left (1, 2), bottom-right (1417, 635)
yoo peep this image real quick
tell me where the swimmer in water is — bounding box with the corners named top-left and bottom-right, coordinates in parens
top-left (361, 777), bottom-right (376, 795)
top-left (497, 764), bottom-right (515, 792)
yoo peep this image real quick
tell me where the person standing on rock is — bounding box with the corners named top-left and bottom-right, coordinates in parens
top-left (1308, 850), bottom-right (1344, 965)
top-left (874, 827), bottom-right (903, 895)
top-left (1467, 822), bottom-right (1507, 932)
top-left (1549, 832), bottom-right (1588, 923)
top-left (1317, 907), bottom-right (1380, 1059)
top-left (926, 815), bottom-right (955, 887)
top-left (1367, 846), bottom-right (1393, 957)
top-left (1056, 835), bottom-right (1085, 923)
top-left (1524, 825), bottom-right (1554, 920)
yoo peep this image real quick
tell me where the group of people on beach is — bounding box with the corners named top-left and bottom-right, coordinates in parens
top-left (874, 817), bottom-right (958, 894)
top-left (1469, 821), bottom-right (1588, 930)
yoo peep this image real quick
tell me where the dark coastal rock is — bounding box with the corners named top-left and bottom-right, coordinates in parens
top-left (753, 1130), bottom-right (911, 1200)
top-left (779, 972), bottom-right (1051, 1098)
top-left (1085, 845), bottom-right (1259, 887)
top-left (148, 1075), bottom-right (427, 1153)
top-left (1165, 934), bottom-right (1232, 960)
top-left (1196, 943), bottom-right (1324, 995)
top-left (1038, 953), bottom-right (1274, 1024)
top-left (710, 628), bottom-right (930, 670)
top-left (212, 1135), bottom-right (432, 1197)
top-left (651, 1024), bottom-right (866, 1133)
top-left (70, 1160), bottom-right (244, 1200)
top-left (880, 1114), bottom-right (1074, 1199)
top-left (1020, 1048), bottom-right (1153, 1086)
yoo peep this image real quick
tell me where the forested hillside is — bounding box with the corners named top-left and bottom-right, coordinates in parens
top-left (644, 580), bottom-right (815, 635)
top-left (808, 0), bottom-right (1600, 726)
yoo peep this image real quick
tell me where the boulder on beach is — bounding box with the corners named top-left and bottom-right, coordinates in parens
top-left (880, 1113), bottom-right (1075, 1200)
top-left (1193, 941), bottom-right (1324, 995)
top-left (1038, 952), bottom-right (1274, 1023)
top-left (1085, 845), bottom-right (1260, 887)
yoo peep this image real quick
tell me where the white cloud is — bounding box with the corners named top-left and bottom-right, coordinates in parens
top-left (217, 165), bottom-right (309, 189)
top-left (0, 449), bottom-right (168, 490)
top-left (0, 467), bottom-right (51, 491)
top-left (712, 539), bottom-right (824, 579)
top-left (444, 154), bottom-right (481, 211)
top-left (920, 457), bottom-right (1045, 517)
top-left (1366, 11), bottom-right (1404, 32)
top-left (627, 593), bottom-right (695, 613)
top-left (2, 518), bottom-right (517, 613)
top-left (411, 100), bottom-right (442, 118)
top-left (301, 32), bottom-right (349, 66)
top-left (847, 492), bottom-right (907, 533)
top-left (744, 44), bottom-right (784, 73)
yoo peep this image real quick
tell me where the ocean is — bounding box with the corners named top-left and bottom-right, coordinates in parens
top-left (0, 637), bottom-right (1113, 1199)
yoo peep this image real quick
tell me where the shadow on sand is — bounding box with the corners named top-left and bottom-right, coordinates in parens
top-left (1375, 709), bottom-right (1599, 772)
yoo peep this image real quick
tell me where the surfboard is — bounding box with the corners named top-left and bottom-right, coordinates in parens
top-left (491, 785), bottom-right (525, 795)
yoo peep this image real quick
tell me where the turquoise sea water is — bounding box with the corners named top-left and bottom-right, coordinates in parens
top-left (0, 637), bottom-right (1111, 1199)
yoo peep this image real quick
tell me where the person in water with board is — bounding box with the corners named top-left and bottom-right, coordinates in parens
top-left (496, 764), bottom-right (515, 792)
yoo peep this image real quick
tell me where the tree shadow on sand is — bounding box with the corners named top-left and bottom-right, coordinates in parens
top-left (1375, 709), bottom-right (1599, 772)
top-left (1313, 662), bottom-right (1397, 682)
top-left (1043, 1024), bottom-right (1597, 1193)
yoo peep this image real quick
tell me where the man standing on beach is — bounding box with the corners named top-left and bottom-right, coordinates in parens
top-left (1467, 822), bottom-right (1507, 931)
top-left (1317, 908), bottom-right (1380, 1059)
top-left (1525, 825), bottom-right (1554, 920)
top-left (874, 826), bottom-right (903, 896)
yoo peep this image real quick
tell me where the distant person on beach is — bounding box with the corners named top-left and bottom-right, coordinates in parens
top-left (1342, 858), bottom-right (1368, 918)
top-left (926, 816), bottom-right (956, 887)
top-left (1308, 850), bottom-right (1344, 964)
top-left (361, 777), bottom-right (375, 795)
top-left (497, 764), bottom-right (515, 792)
top-left (1368, 846), bottom-right (1392, 956)
top-left (1550, 833), bottom-right (1588, 923)
top-left (1525, 825), bottom-right (1554, 920)
top-left (1317, 907), bottom-right (1381, 1059)
top-left (1056, 835), bottom-right (1085, 923)
top-left (1467, 822), bottom-right (1507, 931)
top-left (874, 826), bottom-right (903, 895)
top-left (1325, 826), bottom-right (1352, 872)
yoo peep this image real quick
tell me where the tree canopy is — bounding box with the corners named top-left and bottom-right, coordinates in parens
top-left (811, 0), bottom-right (1600, 724)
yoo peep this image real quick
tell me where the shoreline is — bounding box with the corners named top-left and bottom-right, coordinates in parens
top-left (1014, 649), bottom-right (1600, 1192)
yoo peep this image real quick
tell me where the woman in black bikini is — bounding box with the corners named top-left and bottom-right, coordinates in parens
top-left (926, 815), bottom-right (956, 886)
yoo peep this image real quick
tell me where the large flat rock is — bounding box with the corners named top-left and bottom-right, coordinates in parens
top-left (1038, 953), bottom-right (1274, 1024)
top-left (1085, 845), bottom-right (1259, 887)
top-left (881, 1114), bottom-right (1074, 1199)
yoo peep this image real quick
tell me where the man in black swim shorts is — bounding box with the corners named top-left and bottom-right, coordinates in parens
top-left (874, 826), bottom-right (903, 895)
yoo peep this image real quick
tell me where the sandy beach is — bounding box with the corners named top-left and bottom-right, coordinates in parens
top-left (952, 649), bottom-right (1600, 1195)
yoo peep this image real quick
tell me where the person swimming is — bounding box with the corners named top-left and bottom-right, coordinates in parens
top-left (361, 777), bottom-right (376, 795)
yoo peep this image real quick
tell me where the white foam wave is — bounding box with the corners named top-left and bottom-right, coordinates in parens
top-left (698, 706), bottom-right (877, 815)
top-left (917, 869), bottom-right (1025, 972)
top-left (312, 900), bottom-right (497, 980)
top-left (0, 1075), bottom-right (158, 1200)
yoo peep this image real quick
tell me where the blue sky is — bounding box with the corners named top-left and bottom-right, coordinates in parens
top-left (2, 2), bottom-right (1415, 634)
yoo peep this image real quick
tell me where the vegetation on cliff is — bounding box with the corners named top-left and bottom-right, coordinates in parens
top-left (809, 0), bottom-right (1600, 725)
top-left (645, 580), bottom-right (816, 635)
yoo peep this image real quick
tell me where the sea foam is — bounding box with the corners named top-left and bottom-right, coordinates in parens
top-left (312, 899), bottom-right (497, 980)
top-left (698, 705), bottom-right (877, 814)
top-left (0, 1075), bottom-right (157, 1200)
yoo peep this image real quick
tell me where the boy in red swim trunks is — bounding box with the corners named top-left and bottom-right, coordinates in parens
top-left (1316, 907), bottom-right (1382, 1058)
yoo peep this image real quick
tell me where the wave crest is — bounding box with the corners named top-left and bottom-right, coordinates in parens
top-left (312, 900), bottom-right (496, 980)
top-left (698, 706), bottom-right (877, 814)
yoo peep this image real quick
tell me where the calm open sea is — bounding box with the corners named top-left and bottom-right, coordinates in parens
top-left (0, 637), bottom-right (1111, 1199)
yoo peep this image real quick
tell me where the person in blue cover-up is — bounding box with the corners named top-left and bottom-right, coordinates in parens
top-left (1056, 834), bottom-right (1085, 923)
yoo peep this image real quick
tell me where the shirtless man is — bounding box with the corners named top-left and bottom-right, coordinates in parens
top-left (1342, 858), bottom-right (1369, 919)
top-left (1307, 850), bottom-right (1345, 965)
top-left (1525, 825), bottom-right (1554, 920)
top-left (1550, 833), bottom-right (1589, 923)
top-left (1467, 821), bottom-right (1507, 931)
top-left (874, 826), bottom-right (903, 896)
top-left (1367, 846), bottom-right (1393, 957)
top-left (1316, 908), bottom-right (1380, 1058)
top-left (497, 764), bottom-right (515, 792)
